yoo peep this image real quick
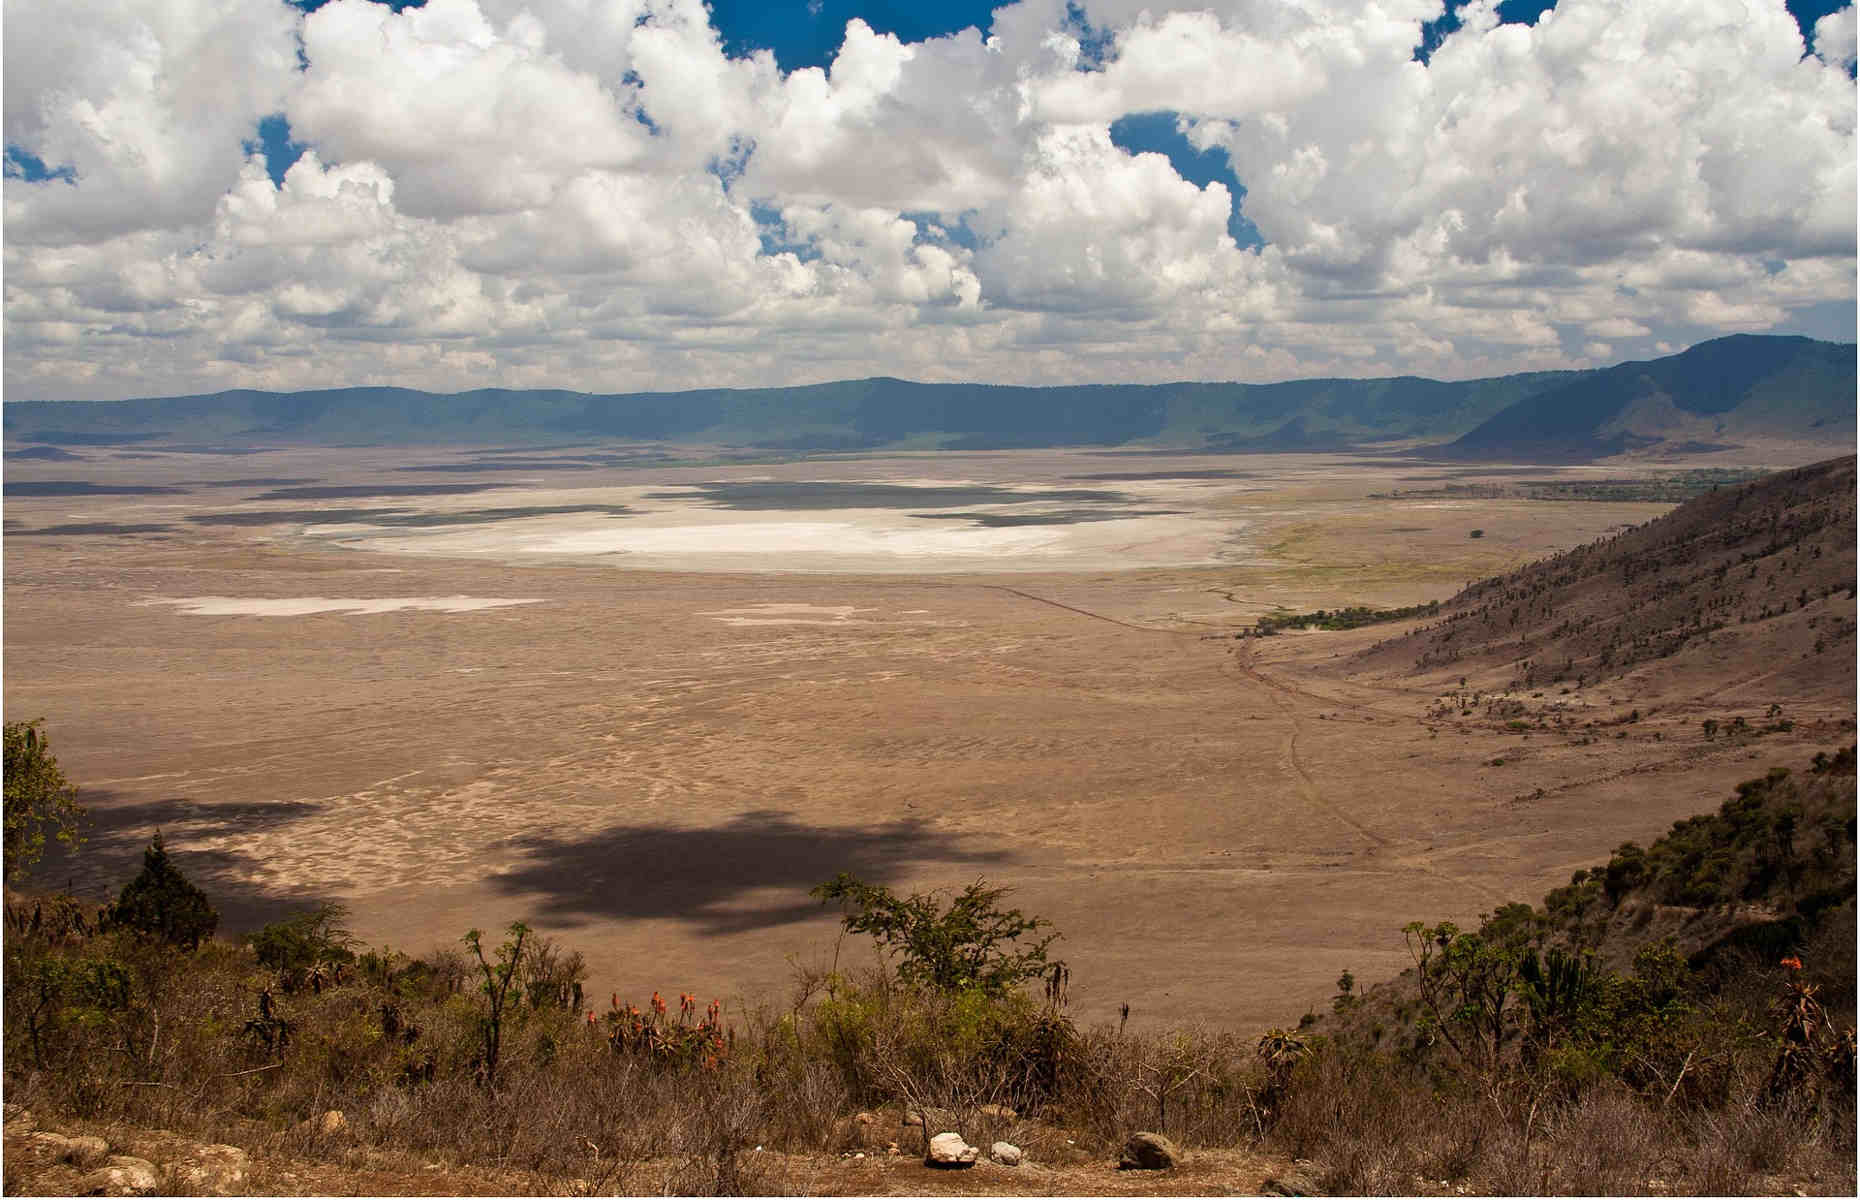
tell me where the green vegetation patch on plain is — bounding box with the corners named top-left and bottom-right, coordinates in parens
top-left (1371, 468), bottom-right (1770, 504)
top-left (1249, 600), bottom-right (1443, 635)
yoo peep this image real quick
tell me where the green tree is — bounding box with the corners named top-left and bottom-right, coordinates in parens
top-left (1603, 841), bottom-right (1648, 903)
top-left (246, 902), bottom-right (355, 974)
top-left (1403, 915), bottom-right (1530, 1074)
top-left (106, 833), bottom-right (218, 950)
top-left (812, 873), bottom-right (1061, 996)
top-left (463, 921), bottom-right (530, 1088)
top-left (4, 720), bottom-right (85, 880)
top-left (1332, 967), bottom-right (1358, 1013)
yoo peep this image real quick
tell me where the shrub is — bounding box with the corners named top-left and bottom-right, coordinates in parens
top-left (520, 934), bottom-right (586, 1011)
top-left (3, 720), bottom-right (84, 880)
top-left (1603, 841), bottom-right (1647, 902)
top-left (811, 874), bottom-right (1062, 996)
top-left (462, 922), bottom-right (529, 1087)
top-left (246, 902), bottom-right (356, 976)
top-left (105, 833), bottom-right (217, 950)
top-left (4, 943), bottom-right (134, 1070)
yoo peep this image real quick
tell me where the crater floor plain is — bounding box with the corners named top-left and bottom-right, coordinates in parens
top-left (8, 443), bottom-right (1834, 1031)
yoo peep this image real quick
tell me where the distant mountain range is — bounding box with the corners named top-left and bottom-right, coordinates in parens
top-left (4, 335), bottom-right (1852, 461)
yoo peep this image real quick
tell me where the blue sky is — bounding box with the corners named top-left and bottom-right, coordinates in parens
top-left (712, 1), bottom-right (1848, 71)
top-left (3, 0), bottom-right (1854, 401)
top-left (709, 1), bottom-right (1002, 68)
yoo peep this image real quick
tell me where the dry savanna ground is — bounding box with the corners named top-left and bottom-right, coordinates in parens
top-left (5, 442), bottom-right (1849, 1034)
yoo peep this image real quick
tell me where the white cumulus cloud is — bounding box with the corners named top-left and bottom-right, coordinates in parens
top-left (2, 0), bottom-right (1853, 401)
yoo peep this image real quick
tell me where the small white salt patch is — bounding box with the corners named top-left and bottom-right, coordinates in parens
top-left (698, 603), bottom-right (874, 626)
top-left (139, 596), bottom-right (544, 617)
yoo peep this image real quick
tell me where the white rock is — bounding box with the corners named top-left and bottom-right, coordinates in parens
top-left (28, 1131), bottom-right (110, 1167)
top-left (300, 1109), bottom-right (348, 1139)
top-left (925, 1132), bottom-right (979, 1169)
top-left (990, 1141), bottom-right (1023, 1167)
top-left (167, 1144), bottom-right (250, 1195)
top-left (75, 1156), bottom-right (160, 1196)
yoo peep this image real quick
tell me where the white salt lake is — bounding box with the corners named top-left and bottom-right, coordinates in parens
top-left (286, 479), bottom-right (1249, 574)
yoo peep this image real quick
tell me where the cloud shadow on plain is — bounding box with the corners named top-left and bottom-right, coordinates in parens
top-left (8, 523), bottom-right (176, 536)
top-left (253, 482), bottom-right (512, 500)
top-left (32, 791), bottom-right (334, 933)
top-left (187, 503), bottom-right (636, 528)
top-left (489, 808), bottom-right (1015, 935)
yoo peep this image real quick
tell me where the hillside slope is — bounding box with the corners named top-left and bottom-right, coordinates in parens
top-left (1321, 746), bottom-right (1857, 1042)
top-left (1351, 455), bottom-right (1857, 702)
top-left (1261, 745), bottom-right (1857, 1195)
top-left (4, 336), bottom-right (1850, 457)
top-left (1541, 748), bottom-right (1857, 980)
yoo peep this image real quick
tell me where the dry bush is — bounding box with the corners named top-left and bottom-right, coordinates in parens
top-left (751, 1054), bottom-right (853, 1153)
top-left (1685, 1094), bottom-right (1855, 1195)
top-left (9, 835), bottom-right (1855, 1199)
top-left (10, 924), bottom-right (1853, 1198)
top-left (1268, 1046), bottom-right (1429, 1163)
top-left (3, 912), bottom-right (784, 1193)
top-left (1045, 1022), bottom-right (1263, 1151)
top-left (1531, 1085), bottom-right (1676, 1194)
top-left (1261, 1031), bottom-right (1857, 1197)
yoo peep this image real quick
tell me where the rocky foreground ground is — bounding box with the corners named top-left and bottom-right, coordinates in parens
top-left (13, 1100), bottom-right (1830, 1197)
top-left (3, 1100), bottom-right (1334, 1197)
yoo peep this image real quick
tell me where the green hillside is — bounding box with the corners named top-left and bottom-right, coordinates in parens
top-left (4, 336), bottom-right (1851, 458)
top-left (2, 376), bottom-right (1562, 451)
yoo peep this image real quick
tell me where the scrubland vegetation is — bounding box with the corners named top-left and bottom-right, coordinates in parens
top-left (1294, 748), bottom-right (1856, 1194)
top-left (4, 716), bottom-right (1854, 1195)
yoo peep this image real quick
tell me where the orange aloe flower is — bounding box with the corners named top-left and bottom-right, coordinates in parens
top-left (1781, 955), bottom-right (1804, 971)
